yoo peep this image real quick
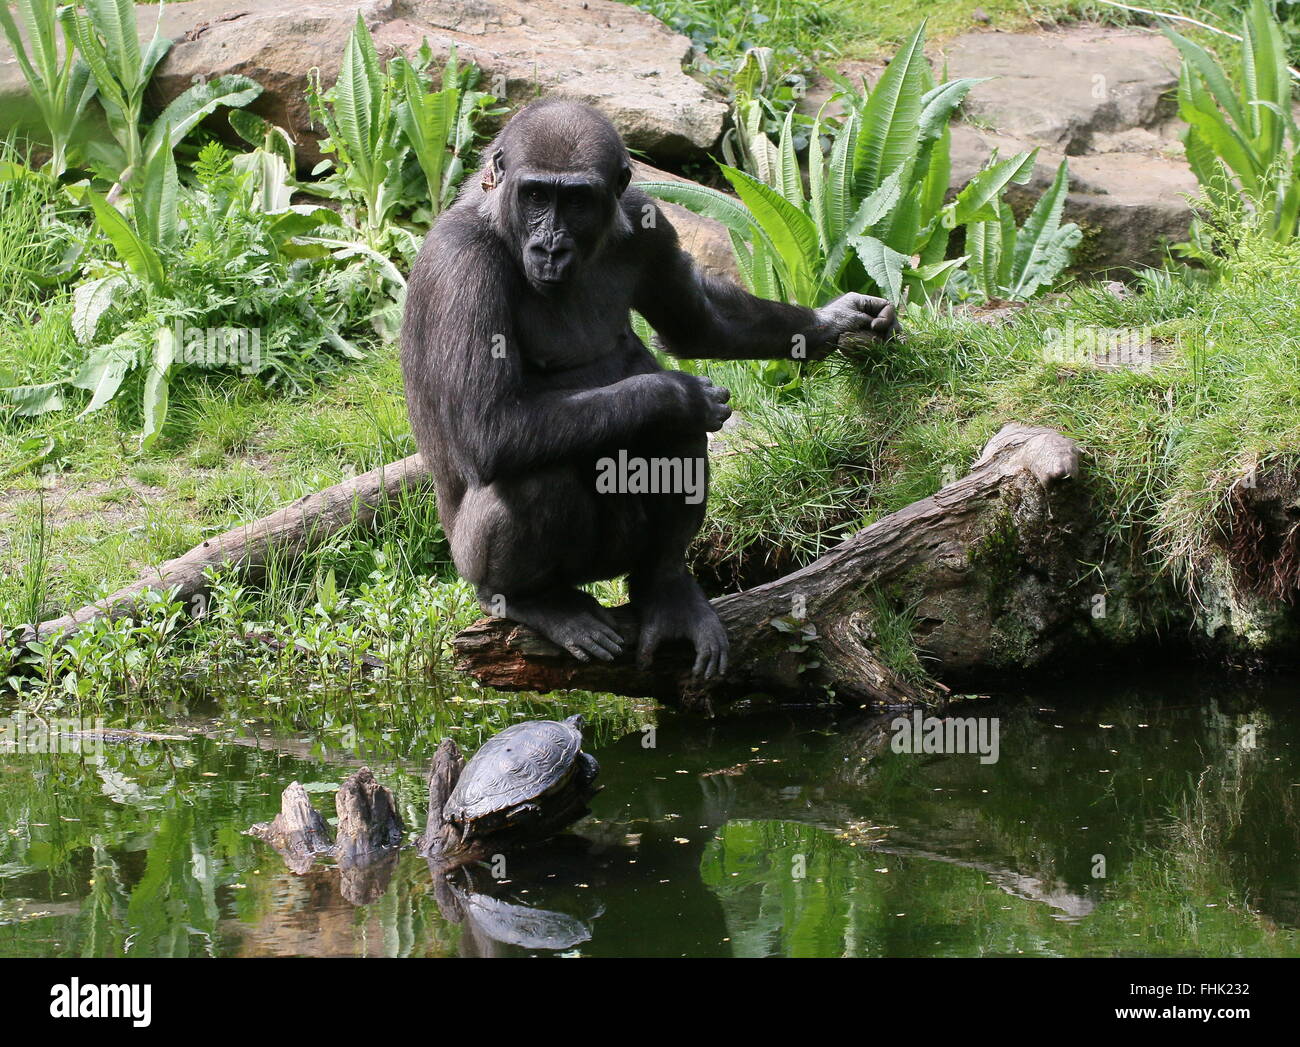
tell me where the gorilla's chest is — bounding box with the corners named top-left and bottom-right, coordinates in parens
top-left (513, 271), bottom-right (640, 382)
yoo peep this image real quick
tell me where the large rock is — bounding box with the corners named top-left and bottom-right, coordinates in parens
top-left (631, 160), bottom-right (738, 283)
top-left (0, 0), bottom-right (727, 168)
top-left (941, 28), bottom-right (1197, 273)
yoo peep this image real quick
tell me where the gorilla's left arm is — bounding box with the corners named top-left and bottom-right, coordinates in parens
top-left (630, 195), bottom-right (898, 360)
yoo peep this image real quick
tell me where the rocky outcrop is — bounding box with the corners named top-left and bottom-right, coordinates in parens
top-left (0, 0), bottom-right (728, 169)
top-left (942, 28), bottom-right (1198, 273)
top-left (632, 160), bottom-right (738, 283)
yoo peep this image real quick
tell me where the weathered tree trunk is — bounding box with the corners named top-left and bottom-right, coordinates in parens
top-left (10, 454), bottom-right (431, 646)
top-left (416, 738), bottom-right (471, 863)
top-left (250, 769), bottom-right (405, 901)
top-left (247, 781), bottom-right (335, 875)
top-left (334, 767), bottom-right (405, 861)
top-left (452, 423), bottom-right (1087, 710)
top-left (334, 767), bottom-right (405, 905)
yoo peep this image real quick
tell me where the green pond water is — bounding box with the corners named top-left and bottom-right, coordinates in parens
top-left (0, 669), bottom-right (1297, 958)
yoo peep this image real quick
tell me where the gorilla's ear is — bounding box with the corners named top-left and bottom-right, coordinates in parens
top-left (615, 162), bottom-right (631, 197)
top-left (482, 148), bottom-right (504, 192)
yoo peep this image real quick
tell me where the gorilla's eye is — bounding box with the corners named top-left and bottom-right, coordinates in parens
top-left (523, 185), bottom-right (548, 205)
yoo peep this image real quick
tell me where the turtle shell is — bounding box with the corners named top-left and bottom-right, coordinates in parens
top-left (444, 715), bottom-right (585, 827)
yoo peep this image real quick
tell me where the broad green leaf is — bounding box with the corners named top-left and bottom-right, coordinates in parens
top-left (854, 20), bottom-right (928, 197)
top-left (1009, 159), bottom-right (1077, 297)
top-left (777, 108), bottom-right (803, 206)
top-left (722, 164), bottom-right (820, 297)
top-left (0, 381), bottom-right (63, 416)
top-left (824, 110), bottom-right (859, 246)
top-left (87, 190), bottom-right (164, 288)
top-left (71, 275), bottom-right (126, 345)
top-left (73, 335), bottom-right (138, 416)
top-left (918, 77), bottom-right (986, 144)
top-left (143, 74), bottom-right (263, 161)
top-left (949, 149), bottom-right (1036, 226)
top-left (849, 234), bottom-right (909, 303)
top-left (138, 123), bottom-right (179, 248)
top-left (1162, 27), bottom-right (1248, 132)
top-left (638, 179), bottom-right (765, 243)
top-left (140, 324), bottom-right (174, 448)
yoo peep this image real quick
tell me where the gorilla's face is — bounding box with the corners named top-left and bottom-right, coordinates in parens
top-left (481, 102), bottom-right (634, 294)
top-left (515, 174), bottom-right (608, 289)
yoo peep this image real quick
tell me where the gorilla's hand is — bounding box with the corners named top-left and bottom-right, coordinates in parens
top-left (815, 293), bottom-right (900, 343)
top-left (660, 371), bottom-right (732, 432)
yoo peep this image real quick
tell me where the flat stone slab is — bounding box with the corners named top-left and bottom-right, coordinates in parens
top-left (0, 0), bottom-right (727, 168)
top-left (941, 27), bottom-right (1197, 273)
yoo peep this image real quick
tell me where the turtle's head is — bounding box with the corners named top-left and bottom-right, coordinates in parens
top-left (564, 714), bottom-right (586, 731)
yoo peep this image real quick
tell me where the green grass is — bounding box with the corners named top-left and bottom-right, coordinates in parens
top-left (694, 221), bottom-right (1300, 602)
top-left (623, 0), bottom-right (1116, 70)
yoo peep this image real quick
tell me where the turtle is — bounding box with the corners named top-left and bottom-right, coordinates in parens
top-left (443, 714), bottom-right (600, 843)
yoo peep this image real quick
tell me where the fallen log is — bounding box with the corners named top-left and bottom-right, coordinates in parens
top-left (9, 454), bottom-right (431, 647)
top-left (452, 423), bottom-right (1086, 710)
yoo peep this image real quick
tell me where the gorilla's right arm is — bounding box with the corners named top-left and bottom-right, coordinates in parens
top-left (401, 228), bottom-right (730, 486)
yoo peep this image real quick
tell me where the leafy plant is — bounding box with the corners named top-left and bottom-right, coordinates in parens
top-left (720, 47), bottom-right (816, 175)
top-left (62, 0), bottom-right (260, 185)
top-left (630, 0), bottom-right (832, 80)
top-left (643, 21), bottom-right (1079, 316)
top-left (37, 139), bottom-right (380, 444)
top-left (307, 15), bottom-right (500, 255)
top-left (0, 0), bottom-right (97, 177)
top-left (1165, 0), bottom-right (1300, 254)
top-left (394, 42), bottom-right (493, 216)
top-left (955, 158), bottom-right (1082, 300)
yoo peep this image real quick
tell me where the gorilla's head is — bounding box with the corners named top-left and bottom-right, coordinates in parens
top-left (479, 100), bottom-right (633, 292)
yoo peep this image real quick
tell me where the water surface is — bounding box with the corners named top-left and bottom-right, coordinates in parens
top-left (1, 671), bottom-right (1296, 957)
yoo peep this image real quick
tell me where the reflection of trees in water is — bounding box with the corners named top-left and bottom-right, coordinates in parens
top-left (2, 675), bottom-right (1298, 957)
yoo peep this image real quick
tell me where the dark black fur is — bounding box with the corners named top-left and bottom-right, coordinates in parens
top-left (401, 100), bottom-right (897, 677)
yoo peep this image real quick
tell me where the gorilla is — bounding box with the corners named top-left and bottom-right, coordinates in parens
top-left (401, 100), bottom-right (897, 679)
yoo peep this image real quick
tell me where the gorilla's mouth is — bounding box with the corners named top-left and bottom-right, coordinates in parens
top-left (527, 265), bottom-right (573, 289)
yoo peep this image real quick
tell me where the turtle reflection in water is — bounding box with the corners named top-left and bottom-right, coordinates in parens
top-left (436, 865), bottom-right (602, 954)
top-left (438, 714), bottom-right (601, 852)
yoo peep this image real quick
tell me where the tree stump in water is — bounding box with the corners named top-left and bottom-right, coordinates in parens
top-left (247, 781), bottom-right (334, 875)
top-left (334, 767), bottom-right (405, 904)
top-left (250, 768), bottom-right (405, 902)
top-left (416, 738), bottom-right (473, 863)
top-left (335, 767), bottom-right (404, 860)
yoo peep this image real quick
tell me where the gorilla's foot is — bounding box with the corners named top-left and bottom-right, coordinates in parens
top-left (484, 588), bottom-right (625, 663)
top-left (631, 574), bottom-right (729, 680)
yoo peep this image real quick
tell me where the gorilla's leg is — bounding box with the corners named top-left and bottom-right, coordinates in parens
top-left (626, 433), bottom-right (729, 679)
top-left (452, 468), bottom-right (642, 662)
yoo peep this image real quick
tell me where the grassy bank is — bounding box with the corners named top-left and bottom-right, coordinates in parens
top-left (7, 216), bottom-right (1299, 704)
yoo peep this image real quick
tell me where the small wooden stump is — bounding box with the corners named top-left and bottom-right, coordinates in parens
top-left (247, 781), bottom-right (334, 875)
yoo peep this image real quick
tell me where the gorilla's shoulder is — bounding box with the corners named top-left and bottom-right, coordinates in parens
top-left (418, 202), bottom-right (509, 271)
top-left (620, 184), bottom-right (679, 253)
